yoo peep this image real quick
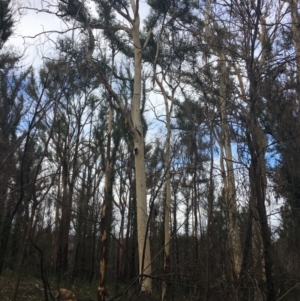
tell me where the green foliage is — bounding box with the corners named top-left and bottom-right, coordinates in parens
top-left (145, 139), bottom-right (164, 189)
top-left (94, 0), bottom-right (118, 27)
top-left (0, 0), bottom-right (13, 49)
top-left (0, 56), bottom-right (30, 147)
top-left (147, 0), bottom-right (171, 14)
top-left (59, 0), bottom-right (90, 24)
top-left (104, 29), bottom-right (134, 58)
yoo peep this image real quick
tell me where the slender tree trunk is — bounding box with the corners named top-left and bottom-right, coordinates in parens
top-left (117, 164), bottom-right (127, 284)
top-left (245, 6), bottom-right (275, 297)
top-left (0, 172), bottom-right (10, 267)
top-left (125, 162), bottom-right (138, 283)
top-left (0, 204), bottom-right (14, 273)
top-left (98, 97), bottom-right (113, 301)
top-left (118, 204), bottom-right (125, 282)
top-left (84, 1), bottom-right (152, 293)
top-left (51, 171), bottom-right (61, 273)
top-left (60, 152), bottom-right (70, 273)
top-left (131, 10), bottom-right (152, 294)
top-left (173, 190), bottom-right (180, 291)
top-left (0, 129), bottom-right (32, 274)
top-left (204, 2), bottom-right (242, 294)
top-left (246, 72), bottom-right (275, 300)
top-left (162, 92), bottom-right (172, 301)
top-left (60, 113), bottom-right (81, 274)
top-left (89, 224), bottom-right (96, 282)
top-left (206, 129), bottom-right (214, 301)
top-left (234, 52), bottom-right (274, 299)
top-left (12, 200), bottom-right (37, 301)
top-left (153, 61), bottom-right (176, 301)
top-left (218, 49), bottom-right (242, 283)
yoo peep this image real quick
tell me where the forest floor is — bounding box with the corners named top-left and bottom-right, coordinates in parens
top-left (0, 271), bottom-right (97, 301)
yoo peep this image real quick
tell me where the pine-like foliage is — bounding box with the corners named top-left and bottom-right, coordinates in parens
top-left (0, 0), bottom-right (13, 49)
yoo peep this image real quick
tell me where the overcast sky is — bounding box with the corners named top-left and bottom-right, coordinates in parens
top-left (9, 0), bottom-right (151, 69)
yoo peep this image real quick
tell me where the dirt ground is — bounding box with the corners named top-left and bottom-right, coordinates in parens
top-left (0, 273), bottom-right (97, 301)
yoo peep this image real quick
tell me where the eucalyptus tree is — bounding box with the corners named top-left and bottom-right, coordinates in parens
top-left (144, 10), bottom-right (184, 301)
top-left (145, 3), bottom-right (241, 297)
top-left (225, 0), bottom-right (286, 299)
top-left (56, 0), bottom-right (156, 296)
top-left (144, 1), bottom-right (212, 298)
top-left (200, 0), bottom-right (243, 292)
top-left (97, 56), bottom-right (132, 298)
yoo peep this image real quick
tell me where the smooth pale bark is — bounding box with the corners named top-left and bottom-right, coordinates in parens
top-left (98, 102), bottom-right (113, 301)
top-left (154, 78), bottom-right (173, 301)
top-left (98, 48), bottom-right (115, 301)
top-left (118, 200), bottom-right (126, 281)
top-left (205, 0), bottom-right (242, 287)
top-left (162, 146), bottom-right (171, 301)
top-left (218, 49), bottom-right (242, 282)
top-left (151, 22), bottom-right (172, 300)
top-left (85, 0), bottom-right (152, 293)
top-left (115, 151), bottom-right (126, 283)
top-left (59, 121), bottom-right (80, 273)
top-left (50, 171), bottom-right (61, 272)
top-left (131, 13), bottom-right (152, 291)
top-left (125, 164), bottom-right (136, 283)
top-left (206, 129), bottom-right (214, 301)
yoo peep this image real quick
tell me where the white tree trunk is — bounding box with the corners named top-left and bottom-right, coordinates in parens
top-left (131, 8), bottom-right (152, 293)
top-left (218, 49), bottom-right (242, 282)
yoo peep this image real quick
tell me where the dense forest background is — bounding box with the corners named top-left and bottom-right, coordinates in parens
top-left (1, 0), bottom-right (300, 300)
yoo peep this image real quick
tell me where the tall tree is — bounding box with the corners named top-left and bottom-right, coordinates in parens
top-left (98, 47), bottom-right (125, 300)
top-left (203, 0), bottom-right (242, 287)
top-left (0, 62), bottom-right (32, 273)
top-left (58, 0), bottom-right (153, 295)
top-left (228, 0), bottom-right (283, 299)
top-left (151, 24), bottom-right (182, 301)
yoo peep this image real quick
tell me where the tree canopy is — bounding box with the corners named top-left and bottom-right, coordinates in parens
top-left (0, 1), bottom-right (300, 301)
